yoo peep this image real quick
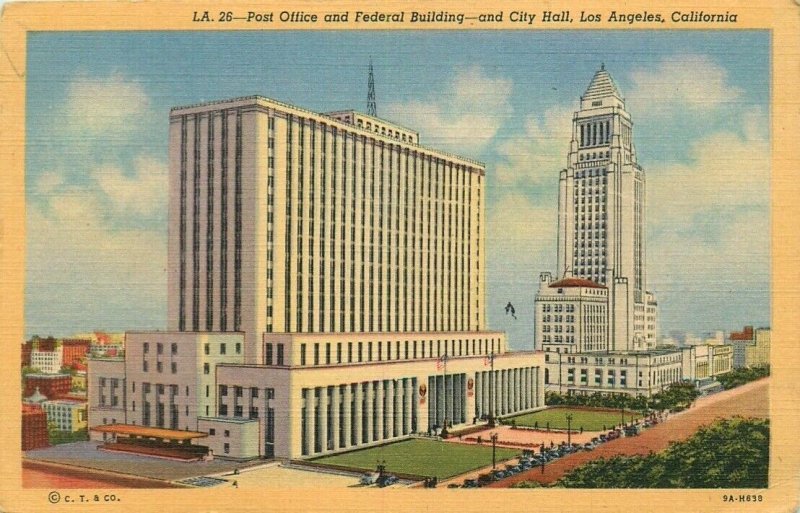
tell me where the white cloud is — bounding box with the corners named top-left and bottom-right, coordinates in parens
top-left (33, 171), bottom-right (64, 196)
top-left (648, 107), bottom-right (769, 227)
top-left (626, 55), bottom-right (742, 117)
top-left (494, 104), bottom-right (574, 188)
top-left (383, 66), bottom-right (513, 154)
top-left (26, 188), bottom-right (167, 336)
top-left (93, 156), bottom-right (168, 217)
top-left (64, 72), bottom-right (152, 135)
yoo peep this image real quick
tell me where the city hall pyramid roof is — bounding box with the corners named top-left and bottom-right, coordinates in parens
top-left (581, 64), bottom-right (623, 102)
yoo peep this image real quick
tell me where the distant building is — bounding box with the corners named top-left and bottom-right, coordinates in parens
top-left (21, 342), bottom-right (32, 367)
top-left (535, 273), bottom-right (608, 354)
top-left (24, 373), bottom-right (71, 399)
top-left (61, 339), bottom-right (90, 367)
top-left (42, 399), bottom-right (88, 432)
top-left (729, 326), bottom-right (770, 368)
top-left (30, 345), bottom-right (63, 374)
top-left (544, 349), bottom-right (683, 397)
top-left (21, 404), bottom-right (50, 451)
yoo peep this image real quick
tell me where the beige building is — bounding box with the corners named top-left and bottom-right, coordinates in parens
top-left (89, 95), bottom-right (545, 460)
top-left (545, 349), bottom-right (684, 397)
top-left (535, 273), bottom-right (608, 354)
top-left (42, 399), bottom-right (87, 432)
top-left (729, 326), bottom-right (770, 368)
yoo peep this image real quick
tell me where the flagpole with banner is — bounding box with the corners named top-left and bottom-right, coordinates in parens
top-left (440, 352), bottom-right (449, 438)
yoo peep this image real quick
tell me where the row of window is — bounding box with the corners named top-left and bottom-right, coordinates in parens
top-left (298, 338), bottom-right (500, 366)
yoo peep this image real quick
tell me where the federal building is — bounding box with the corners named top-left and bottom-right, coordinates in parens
top-left (89, 94), bottom-right (545, 460)
top-left (534, 67), bottom-right (731, 396)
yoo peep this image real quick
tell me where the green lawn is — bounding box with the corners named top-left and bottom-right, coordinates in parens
top-left (505, 407), bottom-right (643, 432)
top-left (311, 438), bottom-right (519, 479)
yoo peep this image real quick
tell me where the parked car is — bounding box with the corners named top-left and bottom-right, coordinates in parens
top-left (377, 474), bottom-right (399, 487)
top-left (360, 472), bottom-right (379, 485)
top-left (478, 473), bottom-right (498, 484)
top-left (463, 479), bottom-right (480, 488)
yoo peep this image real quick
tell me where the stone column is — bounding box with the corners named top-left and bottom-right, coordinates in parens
top-left (365, 382), bottom-right (374, 443)
top-left (385, 379), bottom-right (395, 439)
top-left (342, 383), bottom-right (352, 449)
top-left (319, 386), bottom-right (329, 453)
top-left (403, 378), bottom-right (413, 435)
top-left (376, 380), bottom-right (385, 441)
top-left (305, 388), bottom-right (316, 455)
top-left (331, 385), bottom-right (340, 451)
top-left (354, 382), bottom-right (363, 446)
top-left (394, 379), bottom-right (402, 436)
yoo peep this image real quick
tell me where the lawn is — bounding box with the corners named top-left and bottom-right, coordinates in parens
top-left (311, 438), bottom-right (519, 480)
top-left (505, 407), bottom-right (643, 432)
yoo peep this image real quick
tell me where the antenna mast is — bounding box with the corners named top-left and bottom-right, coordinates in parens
top-left (367, 59), bottom-right (377, 116)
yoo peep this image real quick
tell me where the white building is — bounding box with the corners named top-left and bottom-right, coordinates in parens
top-left (535, 273), bottom-right (608, 354)
top-left (554, 65), bottom-right (657, 352)
top-left (30, 345), bottom-right (63, 374)
top-left (89, 94), bottom-right (546, 460)
top-left (42, 399), bottom-right (87, 432)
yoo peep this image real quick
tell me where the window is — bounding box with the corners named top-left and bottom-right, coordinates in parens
top-left (209, 428), bottom-right (216, 435)
top-left (300, 343), bottom-right (306, 365)
top-left (235, 386), bottom-right (243, 397)
top-left (203, 362), bottom-right (210, 374)
top-left (143, 360), bottom-right (148, 372)
top-left (266, 343), bottom-right (273, 365)
top-left (277, 344), bottom-right (284, 366)
top-left (220, 385), bottom-right (228, 396)
top-left (219, 404), bottom-right (228, 415)
top-left (157, 343), bottom-right (163, 355)
top-left (157, 361), bottom-right (163, 373)
top-left (220, 343), bottom-right (227, 355)
top-left (251, 387), bottom-right (259, 398)
top-left (171, 343), bottom-right (178, 355)
top-left (204, 343), bottom-right (210, 355)
top-left (157, 384), bottom-right (164, 395)
top-left (224, 430), bottom-right (230, 438)
top-left (235, 405), bottom-right (243, 417)
top-left (314, 344), bottom-right (319, 365)
top-left (224, 443), bottom-right (230, 454)
top-left (235, 343), bottom-right (241, 354)
top-left (143, 343), bottom-right (149, 354)
top-left (171, 362), bottom-right (177, 374)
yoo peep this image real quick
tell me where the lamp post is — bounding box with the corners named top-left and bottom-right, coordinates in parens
top-left (488, 351), bottom-right (496, 427)
top-left (490, 432), bottom-right (498, 469)
top-left (620, 406), bottom-right (625, 427)
top-left (566, 413), bottom-right (573, 447)
top-left (440, 353), bottom-right (449, 438)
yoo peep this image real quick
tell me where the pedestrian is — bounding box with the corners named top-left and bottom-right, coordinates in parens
top-left (232, 480), bottom-right (238, 488)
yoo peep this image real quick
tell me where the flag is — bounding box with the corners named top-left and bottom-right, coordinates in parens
top-left (483, 355), bottom-right (491, 367)
top-left (436, 354), bottom-right (448, 371)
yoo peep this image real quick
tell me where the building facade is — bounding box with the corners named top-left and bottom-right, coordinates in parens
top-left (24, 373), bottom-right (71, 399)
top-left (553, 66), bottom-right (657, 351)
top-left (42, 399), bottom-right (88, 432)
top-left (89, 95), bottom-right (545, 460)
top-left (30, 345), bottom-right (63, 374)
top-left (535, 273), bottom-right (608, 354)
top-left (729, 326), bottom-right (770, 368)
top-left (22, 404), bottom-right (50, 451)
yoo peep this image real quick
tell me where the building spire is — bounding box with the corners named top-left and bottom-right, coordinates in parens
top-left (367, 58), bottom-right (377, 117)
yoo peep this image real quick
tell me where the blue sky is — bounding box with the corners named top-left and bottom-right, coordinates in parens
top-left (25, 31), bottom-right (771, 348)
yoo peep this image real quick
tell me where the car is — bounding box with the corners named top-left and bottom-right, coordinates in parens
top-left (447, 483), bottom-right (461, 488)
top-left (583, 442), bottom-right (595, 451)
top-left (478, 473), bottom-right (498, 484)
top-left (463, 479), bottom-right (480, 488)
top-left (520, 461), bottom-right (533, 470)
top-left (360, 472), bottom-right (379, 485)
top-left (377, 474), bottom-right (399, 487)
top-left (492, 470), bottom-right (509, 480)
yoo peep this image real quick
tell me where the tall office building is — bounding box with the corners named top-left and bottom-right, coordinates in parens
top-left (167, 98), bottom-right (487, 363)
top-left (554, 66), bottom-right (656, 351)
top-left (90, 94), bottom-right (545, 460)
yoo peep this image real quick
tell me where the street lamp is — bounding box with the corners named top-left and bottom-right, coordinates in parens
top-left (440, 353), bottom-right (450, 438)
top-left (565, 413), bottom-right (573, 447)
top-left (490, 432), bottom-right (499, 469)
top-left (620, 406), bottom-right (625, 427)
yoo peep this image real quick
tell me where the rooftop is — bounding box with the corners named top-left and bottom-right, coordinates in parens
top-left (581, 64), bottom-right (624, 103)
top-left (549, 277), bottom-right (607, 289)
top-left (91, 424), bottom-right (208, 440)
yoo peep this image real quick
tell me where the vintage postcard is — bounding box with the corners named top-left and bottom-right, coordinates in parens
top-left (1, 0), bottom-right (798, 512)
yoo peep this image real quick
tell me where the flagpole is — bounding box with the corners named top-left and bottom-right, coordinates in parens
top-left (488, 351), bottom-right (496, 428)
